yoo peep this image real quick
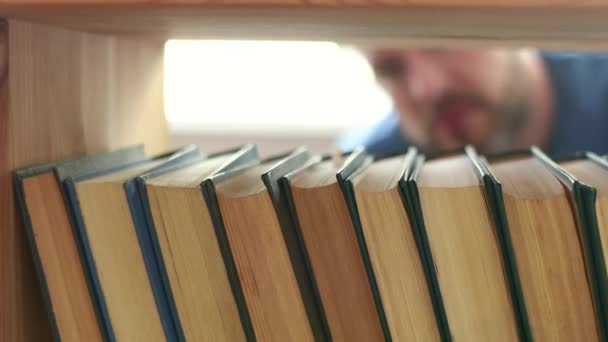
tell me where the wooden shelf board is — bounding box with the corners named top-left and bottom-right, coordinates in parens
top-left (0, 5), bottom-right (607, 48)
top-left (0, 19), bottom-right (169, 341)
top-left (0, 0), bottom-right (606, 7)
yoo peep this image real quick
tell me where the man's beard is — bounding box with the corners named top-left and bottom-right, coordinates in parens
top-left (421, 54), bottom-right (531, 154)
top-left (483, 55), bottom-right (531, 153)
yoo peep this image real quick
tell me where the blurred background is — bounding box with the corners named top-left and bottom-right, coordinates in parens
top-left (165, 41), bottom-right (608, 159)
top-left (165, 39), bottom-right (390, 156)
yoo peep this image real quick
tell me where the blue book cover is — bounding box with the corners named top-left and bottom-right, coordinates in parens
top-left (15, 145), bottom-right (148, 342)
top-left (140, 144), bottom-right (259, 340)
top-left (61, 145), bottom-right (199, 342)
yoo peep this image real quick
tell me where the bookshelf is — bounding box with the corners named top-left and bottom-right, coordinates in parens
top-left (0, 17), bottom-right (168, 342)
top-left (0, 1), bottom-right (606, 341)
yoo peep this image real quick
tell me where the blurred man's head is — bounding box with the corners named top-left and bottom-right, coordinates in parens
top-left (366, 48), bottom-right (551, 152)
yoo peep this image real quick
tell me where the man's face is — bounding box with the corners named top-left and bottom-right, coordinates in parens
top-left (368, 48), bottom-right (529, 152)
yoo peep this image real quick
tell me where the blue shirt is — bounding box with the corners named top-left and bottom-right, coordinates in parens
top-left (338, 52), bottom-right (608, 158)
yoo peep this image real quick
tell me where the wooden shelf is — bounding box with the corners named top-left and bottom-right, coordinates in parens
top-left (0, 3), bottom-right (608, 48)
top-left (0, 19), bottom-right (168, 342)
top-left (0, 1), bottom-right (607, 341)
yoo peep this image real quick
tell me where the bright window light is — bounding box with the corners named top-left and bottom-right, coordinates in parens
top-left (164, 40), bottom-right (392, 135)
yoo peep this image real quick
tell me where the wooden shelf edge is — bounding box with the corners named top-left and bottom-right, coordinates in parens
top-left (1, 6), bottom-right (607, 48)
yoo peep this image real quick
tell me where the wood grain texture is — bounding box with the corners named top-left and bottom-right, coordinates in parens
top-left (0, 19), bottom-right (50, 342)
top-left (1, 6), bottom-right (608, 48)
top-left (8, 19), bottom-right (168, 162)
top-left (290, 183), bottom-right (384, 342)
top-left (0, 0), bottom-right (606, 6)
top-left (0, 19), bottom-right (168, 341)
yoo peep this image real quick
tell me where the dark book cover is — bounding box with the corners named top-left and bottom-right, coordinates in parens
top-left (280, 149), bottom-right (388, 341)
top-left (464, 146), bottom-right (532, 342)
top-left (59, 146), bottom-right (187, 342)
top-left (15, 160), bottom-right (77, 342)
top-left (483, 146), bottom-right (608, 341)
top-left (150, 144), bottom-right (259, 341)
top-left (14, 145), bottom-right (148, 342)
top-left (121, 145), bottom-right (201, 342)
top-left (138, 144), bottom-right (259, 341)
top-left (201, 146), bottom-right (336, 341)
top-left (261, 147), bottom-right (330, 342)
top-left (398, 148), bottom-right (456, 342)
top-left (335, 149), bottom-right (393, 342)
top-left (530, 148), bottom-right (608, 341)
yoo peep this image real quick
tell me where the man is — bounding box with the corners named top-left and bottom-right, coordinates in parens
top-left (338, 49), bottom-right (608, 158)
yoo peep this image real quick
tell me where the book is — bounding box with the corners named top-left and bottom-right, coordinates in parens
top-left (15, 143), bottom-right (608, 342)
top-left (61, 146), bottom-right (199, 341)
top-left (406, 148), bottom-right (521, 341)
top-left (259, 147), bottom-right (329, 341)
top-left (123, 145), bottom-right (201, 342)
top-left (558, 152), bottom-right (608, 337)
top-left (282, 149), bottom-right (387, 341)
top-left (14, 146), bottom-right (148, 342)
top-left (560, 153), bottom-right (608, 269)
top-left (486, 148), bottom-right (601, 341)
top-left (205, 147), bottom-right (322, 341)
top-left (343, 147), bottom-right (441, 341)
top-left (464, 146), bottom-right (532, 341)
top-left (143, 145), bottom-right (258, 341)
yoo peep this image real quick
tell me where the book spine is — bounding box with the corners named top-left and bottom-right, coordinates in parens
top-left (62, 179), bottom-right (116, 342)
top-left (279, 176), bottom-right (332, 342)
top-left (136, 178), bottom-right (185, 341)
top-left (466, 147), bottom-right (533, 342)
top-left (263, 148), bottom-right (331, 342)
top-left (483, 178), bottom-right (534, 341)
top-left (201, 180), bottom-right (257, 342)
top-left (124, 180), bottom-right (183, 342)
top-left (399, 167), bottom-right (452, 342)
top-left (339, 178), bottom-right (392, 342)
top-left (571, 183), bottom-right (608, 341)
top-left (13, 171), bottom-right (62, 342)
top-left (334, 149), bottom-right (392, 342)
top-left (533, 147), bottom-right (608, 341)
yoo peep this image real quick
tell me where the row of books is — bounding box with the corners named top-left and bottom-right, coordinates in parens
top-left (15, 144), bottom-right (608, 341)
